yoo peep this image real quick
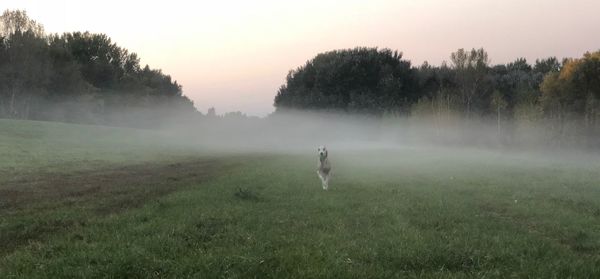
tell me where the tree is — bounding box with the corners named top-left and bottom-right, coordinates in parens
top-left (274, 47), bottom-right (416, 115)
top-left (534, 57), bottom-right (561, 75)
top-left (0, 29), bottom-right (50, 118)
top-left (450, 48), bottom-right (490, 118)
top-left (46, 34), bottom-right (89, 98)
top-left (63, 32), bottom-right (123, 90)
top-left (0, 10), bottom-right (44, 38)
top-left (491, 90), bottom-right (508, 135)
top-left (207, 107), bottom-right (216, 117)
top-left (0, 9), bottom-right (196, 125)
top-left (0, 10), bottom-right (51, 118)
top-left (542, 51), bottom-right (600, 144)
top-left (541, 52), bottom-right (600, 117)
top-left (539, 70), bottom-right (574, 146)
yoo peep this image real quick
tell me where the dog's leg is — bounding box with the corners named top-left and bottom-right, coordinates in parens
top-left (317, 170), bottom-right (324, 184)
top-left (322, 174), bottom-right (330, 190)
top-left (317, 171), bottom-right (327, 190)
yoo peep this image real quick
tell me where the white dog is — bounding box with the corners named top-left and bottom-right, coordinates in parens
top-left (317, 146), bottom-right (332, 190)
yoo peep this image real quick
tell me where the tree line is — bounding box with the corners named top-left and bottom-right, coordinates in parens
top-left (3, 10), bottom-right (600, 147)
top-left (0, 10), bottom-right (196, 127)
top-left (274, 47), bottom-right (600, 147)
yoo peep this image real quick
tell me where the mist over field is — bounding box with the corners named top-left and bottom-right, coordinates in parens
top-left (2, 5), bottom-right (600, 278)
top-left (150, 110), bottom-right (586, 155)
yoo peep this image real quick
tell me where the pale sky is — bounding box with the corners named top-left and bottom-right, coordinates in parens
top-left (3, 0), bottom-right (600, 116)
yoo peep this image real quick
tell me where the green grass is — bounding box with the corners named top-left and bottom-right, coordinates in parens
top-left (1, 119), bottom-right (600, 278)
top-left (0, 119), bottom-right (206, 173)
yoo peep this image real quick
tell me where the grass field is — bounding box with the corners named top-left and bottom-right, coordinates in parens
top-left (1, 119), bottom-right (600, 278)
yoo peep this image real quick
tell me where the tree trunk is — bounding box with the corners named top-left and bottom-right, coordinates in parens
top-left (24, 94), bottom-right (32, 120)
top-left (9, 88), bottom-right (16, 119)
top-left (432, 96), bottom-right (439, 137)
top-left (447, 94), bottom-right (450, 120)
top-left (466, 98), bottom-right (471, 119)
top-left (497, 105), bottom-right (501, 137)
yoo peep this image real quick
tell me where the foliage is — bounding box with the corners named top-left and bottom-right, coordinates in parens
top-left (0, 10), bottom-right (195, 127)
top-left (539, 50), bottom-right (600, 145)
top-left (274, 47), bottom-right (416, 115)
top-left (275, 47), bottom-right (600, 147)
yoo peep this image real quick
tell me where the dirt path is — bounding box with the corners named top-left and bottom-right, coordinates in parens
top-left (0, 158), bottom-right (235, 256)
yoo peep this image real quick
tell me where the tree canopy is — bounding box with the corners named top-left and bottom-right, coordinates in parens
top-left (2, 9), bottom-right (600, 146)
top-left (274, 47), bottom-right (416, 115)
top-left (274, 47), bottom-right (600, 147)
top-left (0, 9), bottom-right (195, 126)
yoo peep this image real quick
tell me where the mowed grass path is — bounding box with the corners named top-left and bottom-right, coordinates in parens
top-left (1, 119), bottom-right (600, 278)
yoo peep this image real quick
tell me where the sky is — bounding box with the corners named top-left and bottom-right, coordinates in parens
top-left (3, 0), bottom-right (600, 116)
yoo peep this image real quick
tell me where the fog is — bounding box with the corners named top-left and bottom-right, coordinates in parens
top-left (18, 100), bottom-right (599, 167)
top-left (141, 109), bottom-right (600, 165)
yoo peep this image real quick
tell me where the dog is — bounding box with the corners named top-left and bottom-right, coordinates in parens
top-left (317, 146), bottom-right (332, 190)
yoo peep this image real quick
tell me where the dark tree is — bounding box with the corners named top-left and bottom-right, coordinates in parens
top-left (0, 9), bottom-right (196, 126)
top-left (274, 47), bottom-right (416, 115)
